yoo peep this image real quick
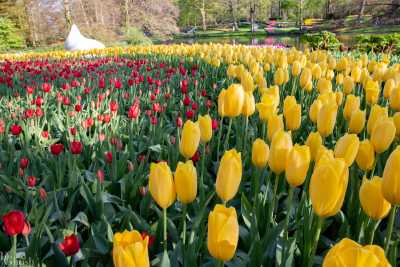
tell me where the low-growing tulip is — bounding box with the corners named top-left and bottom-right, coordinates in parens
top-left (334, 134), bottom-right (360, 167)
top-left (207, 204), bottom-right (239, 261)
top-left (216, 149), bottom-right (242, 202)
top-left (360, 176), bottom-right (391, 220)
top-left (285, 144), bottom-right (311, 187)
top-left (59, 234), bottom-right (80, 256)
top-left (180, 120), bottom-right (201, 159)
top-left (174, 160), bottom-right (197, 204)
top-left (269, 131), bottom-right (293, 174)
top-left (356, 139), bottom-right (375, 171)
top-left (310, 157), bottom-right (349, 217)
top-left (252, 138), bottom-right (269, 168)
top-left (371, 117), bottom-right (396, 153)
top-left (149, 162), bottom-right (176, 209)
top-left (2, 210), bottom-right (25, 236)
top-left (113, 230), bottom-right (149, 267)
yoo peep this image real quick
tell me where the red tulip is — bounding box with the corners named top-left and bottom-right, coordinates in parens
top-left (10, 124), bottom-right (22, 136)
top-left (70, 127), bottom-right (77, 136)
top-left (2, 210), bottom-right (25, 236)
top-left (50, 143), bottom-right (64, 156)
top-left (22, 221), bottom-right (31, 237)
top-left (183, 96), bottom-right (191, 106)
top-left (42, 83), bottom-right (51, 93)
top-left (39, 187), bottom-right (47, 200)
top-left (141, 232), bottom-right (155, 248)
top-left (128, 104), bottom-right (140, 119)
top-left (176, 117), bottom-right (183, 128)
top-left (151, 116), bottom-right (158, 125)
top-left (59, 234), bottom-right (80, 256)
top-left (105, 151), bottom-right (113, 164)
top-left (70, 141), bottom-right (83, 155)
top-left (97, 169), bottom-right (104, 183)
top-left (27, 176), bottom-right (36, 187)
top-left (109, 100), bottom-right (118, 113)
top-left (212, 119), bottom-right (219, 130)
top-left (41, 131), bottom-right (49, 138)
top-left (19, 157), bottom-right (29, 169)
top-left (74, 104), bottom-right (82, 112)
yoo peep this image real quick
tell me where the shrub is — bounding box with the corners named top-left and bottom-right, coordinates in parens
top-left (355, 34), bottom-right (400, 54)
top-left (301, 31), bottom-right (342, 50)
top-left (0, 17), bottom-right (25, 51)
top-left (123, 27), bottom-right (153, 46)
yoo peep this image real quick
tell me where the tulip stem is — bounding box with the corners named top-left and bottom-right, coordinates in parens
top-left (182, 204), bottom-right (187, 245)
top-left (366, 219), bottom-right (380, 245)
top-left (216, 117), bottom-right (224, 160)
top-left (10, 235), bottom-right (17, 266)
top-left (268, 173), bottom-right (279, 225)
top-left (284, 186), bottom-right (294, 240)
top-left (218, 260), bottom-right (224, 267)
top-left (309, 216), bottom-right (323, 267)
top-left (223, 118), bottom-right (233, 152)
top-left (243, 116), bottom-right (249, 153)
top-left (384, 206), bottom-right (397, 254)
top-left (200, 143), bottom-right (206, 202)
top-left (163, 208), bottom-right (168, 251)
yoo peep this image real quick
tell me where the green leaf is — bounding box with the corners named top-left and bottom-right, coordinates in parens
top-left (159, 250), bottom-right (171, 267)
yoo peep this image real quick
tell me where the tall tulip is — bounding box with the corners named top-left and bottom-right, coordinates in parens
top-left (174, 161), bottom-right (197, 204)
top-left (269, 131), bottom-right (293, 174)
top-left (267, 114), bottom-right (284, 141)
top-left (207, 204), bottom-right (239, 261)
top-left (306, 131), bottom-right (323, 161)
top-left (224, 84), bottom-right (245, 118)
top-left (216, 149), bottom-right (242, 202)
top-left (343, 95), bottom-right (360, 121)
top-left (198, 115), bottom-right (212, 143)
top-left (343, 76), bottom-right (354, 94)
top-left (218, 89), bottom-right (227, 117)
top-left (113, 230), bottom-right (150, 267)
top-left (371, 117), bottom-right (396, 154)
top-left (180, 120), bottom-right (201, 159)
top-left (285, 144), bottom-right (311, 187)
top-left (348, 109), bottom-right (366, 134)
top-left (283, 96), bottom-right (301, 131)
top-left (149, 162), bottom-right (176, 209)
top-left (360, 176), bottom-right (391, 220)
top-left (309, 99), bottom-right (323, 124)
top-left (365, 79), bottom-right (380, 105)
top-left (334, 134), bottom-right (360, 167)
top-left (317, 103), bottom-right (337, 137)
top-left (367, 105), bottom-right (388, 135)
top-left (356, 139), bottom-right (375, 172)
top-left (242, 92), bottom-right (255, 117)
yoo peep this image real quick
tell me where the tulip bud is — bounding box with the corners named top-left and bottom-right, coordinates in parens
top-left (336, 73), bottom-right (344, 85)
top-left (285, 144), bottom-right (311, 187)
top-left (348, 109), bottom-right (366, 134)
top-left (198, 114), bottom-right (212, 143)
top-left (113, 230), bottom-right (150, 267)
top-left (383, 79), bottom-right (395, 99)
top-left (215, 148), bottom-right (242, 202)
top-left (312, 64), bottom-right (322, 80)
top-left (224, 84), bottom-right (245, 118)
top-left (309, 158), bottom-right (348, 217)
top-left (309, 99), bottom-right (323, 124)
top-left (389, 87), bottom-right (400, 111)
top-left (180, 120), bottom-right (201, 159)
top-left (207, 204), bottom-right (239, 261)
top-left (367, 105), bottom-right (388, 135)
top-left (317, 78), bottom-right (332, 94)
top-left (300, 68), bottom-right (312, 89)
top-left (305, 131), bottom-right (323, 161)
top-left (382, 146), bottom-right (400, 205)
top-left (242, 92), bottom-right (255, 117)
top-left (360, 176), bottom-right (391, 220)
top-left (351, 66), bottom-right (362, 82)
top-left (317, 103), bottom-right (337, 137)
top-left (334, 134), bottom-right (360, 167)
top-left (174, 160), bottom-right (197, 204)
top-left (218, 89), bottom-right (226, 117)
top-left (283, 96), bottom-right (301, 131)
top-left (355, 138), bottom-right (375, 171)
top-left (292, 61), bottom-right (301, 76)
top-left (149, 162), bottom-right (176, 209)
top-left (365, 80), bottom-right (380, 105)
top-left (371, 117), bottom-right (396, 153)
top-left (251, 138), bottom-right (270, 168)
top-left (269, 131), bottom-right (293, 174)
top-left (343, 95), bottom-right (360, 121)
top-left (274, 67), bottom-right (285, 86)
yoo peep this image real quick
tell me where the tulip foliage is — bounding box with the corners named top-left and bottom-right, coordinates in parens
top-left (0, 44), bottom-right (400, 266)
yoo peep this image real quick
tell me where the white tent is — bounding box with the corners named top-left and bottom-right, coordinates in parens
top-left (64, 24), bottom-right (105, 51)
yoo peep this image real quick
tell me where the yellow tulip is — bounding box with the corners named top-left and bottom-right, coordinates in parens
top-left (326, 69), bottom-right (334, 81)
top-left (336, 73), bottom-right (344, 85)
top-left (382, 146), bottom-right (400, 205)
top-left (149, 162), bottom-right (176, 209)
top-left (113, 230), bottom-right (150, 267)
top-left (227, 65), bottom-right (237, 78)
top-left (252, 138), bottom-right (270, 168)
top-left (312, 64), bottom-right (322, 80)
top-left (367, 105), bottom-right (388, 135)
top-left (343, 76), bottom-right (354, 94)
top-left (322, 238), bottom-right (390, 267)
top-left (334, 134), bottom-right (360, 167)
top-left (300, 68), bottom-right (312, 89)
top-left (360, 176), bottom-right (391, 220)
top-left (240, 71), bottom-right (254, 93)
top-left (335, 91), bottom-right (343, 106)
top-left (174, 160), bottom-right (197, 204)
top-left (305, 131), bottom-right (323, 161)
top-left (356, 139), bottom-right (375, 171)
top-left (315, 146), bottom-right (334, 165)
top-left (285, 144), bottom-right (311, 187)
top-left (218, 89), bottom-right (226, 117)
top-left (224, 84), bottom-right (245, 118)
top-left (371, 117), bottom-right (396, 153)
top-left (343, 95), bottom-right (360, 121)
top-left (292, 61), bottom-right (302, 76)
top-left (365, 79), bottom-right (380, 105)
top-left (283, 96), bottom-right (301, 131)
top-left (274, 67), bottom-right (285, 86)
top-left (216, 149), bottom-right (242, 202)
top-left (317, 103), bottom-right (337, 137)
top-left (317, 78), bottom-right (332, 94)
top-left (207, 204), bottom-right (239, 261)
top-left (389, 87), bottom-right (400, 111)
top-left (269, 131), bottom-right (293, 174)
top-left (180, 120), bottom-right (201, 159)
top-left (348, 109), bottom-right (366, 134)
top-left (198, 114), bottom-right (212, 143)
top-left (351, 66), bottom-right (362, 82)
top-left (309, 99), bottom-right (323, 124)
top-left (267, 113), bottom-right (284, 141)
top-left (392, 112), bottom-right (400, 137)
top-left (383, 79), bottom-right (395, 99)
top-left (242, 92), bottom-right (255, 117)
top-left (309, 157), bottom-right (348, 217)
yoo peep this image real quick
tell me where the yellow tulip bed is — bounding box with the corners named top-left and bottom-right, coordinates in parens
top-left (1, 44), bottom-right (400, 266)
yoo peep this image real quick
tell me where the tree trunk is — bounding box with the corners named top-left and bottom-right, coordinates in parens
top-left (229, 0), bottom-right (238, 31)
top-left (278, 0), bottom-right (281, 18)
top-left (22, 0), bottom-right (36, 47)
top-left (250, 2), bottom-right (256, 32)
top-left (63, 0), bottom-right (73, 27)
top-left (200, 0), bottom-right (206, 31)
top-left (358, 0), bottom-right (367, 23)
top-left (298, 0), bottom-right (303, 30)
top-left (325, 0), bottom-right (331, 19)
top-left (123, 0), bottom-right (129, 28)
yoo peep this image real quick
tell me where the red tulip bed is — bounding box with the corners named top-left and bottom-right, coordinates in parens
top-left (0, 55), bottom-right (231, 266)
